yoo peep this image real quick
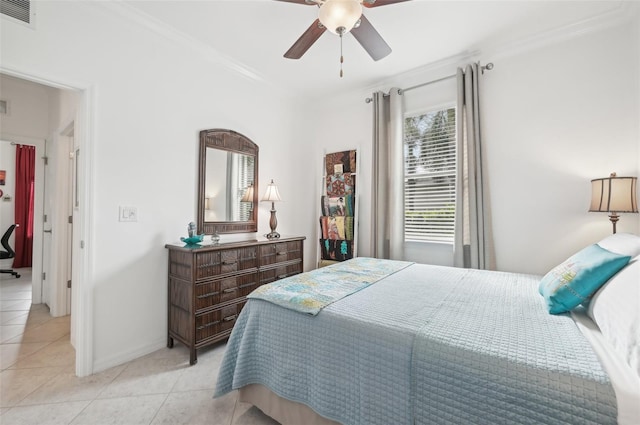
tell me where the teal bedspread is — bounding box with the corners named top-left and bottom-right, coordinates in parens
top-left (247, 257), bottom-right (412, 315)
top-left (216, 262), bottom-right (617, 425)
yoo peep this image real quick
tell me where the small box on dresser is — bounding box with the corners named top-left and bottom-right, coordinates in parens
top-left (165, 235), bottom-right (305, 365)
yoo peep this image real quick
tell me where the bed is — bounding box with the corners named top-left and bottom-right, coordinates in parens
top-left (215, 234), bottom-right (640, 425)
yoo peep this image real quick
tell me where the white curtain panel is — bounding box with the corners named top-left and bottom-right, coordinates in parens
top-left (454, 63), bottom-right (494, 270)
top-left (371, 89), bottom-right (405, 260)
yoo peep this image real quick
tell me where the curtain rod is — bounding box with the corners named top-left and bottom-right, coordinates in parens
top-left (365, 62), bottom-right (494, 103)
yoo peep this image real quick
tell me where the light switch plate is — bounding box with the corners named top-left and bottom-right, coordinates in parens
top-left (119, 206), bottom-right (137, 222)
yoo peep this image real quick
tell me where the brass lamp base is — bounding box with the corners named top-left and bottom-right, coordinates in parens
top-left (266, 203), bottom-right (280, 239)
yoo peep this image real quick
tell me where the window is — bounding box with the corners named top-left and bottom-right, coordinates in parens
top-left (404, 107), bottom-right (456, 243)
top-left (237, 154), bottom-right (254, 221)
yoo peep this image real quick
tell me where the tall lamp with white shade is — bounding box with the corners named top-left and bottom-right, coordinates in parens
top-left (262, 179), bottom-right (282, 239)
top-left (589, 173), bottom-right (638, 234)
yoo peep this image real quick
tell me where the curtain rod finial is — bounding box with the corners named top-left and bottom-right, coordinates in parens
top-left (481, 63), bottom-right (494, 74)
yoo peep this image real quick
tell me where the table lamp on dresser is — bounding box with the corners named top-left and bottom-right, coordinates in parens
top-left (262, 179), bottom-right (282, 239)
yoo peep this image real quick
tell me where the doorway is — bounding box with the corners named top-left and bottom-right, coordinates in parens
top-left (0, 137), bottom-right (46, 303)
top-left (0, 70), bottom-right (92, 377)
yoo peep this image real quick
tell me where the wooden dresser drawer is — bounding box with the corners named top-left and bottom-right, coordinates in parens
top-left (166, 235), bottom-right (305, 365)
top-left (259, 240), bottom-right (303, 266)
top-left (195, 302), bottom-right (245, 343)
top-left (194, 271), bottom-right (258, 312)
top-left (259, 262), bottom-right (303, 285)
top-left (195, 246), bottom-right (257, 280)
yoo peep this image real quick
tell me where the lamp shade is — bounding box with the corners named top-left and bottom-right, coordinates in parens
top-left (318, 0), bottom-right (362, 35)
top-left (590, 175), bottom-right (638, 213)
top-left (261, 179), bottom-right (282, 202)
top-left (240, 184), bottom-right (254, 203)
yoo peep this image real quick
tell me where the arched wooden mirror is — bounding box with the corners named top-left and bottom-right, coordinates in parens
top-left (197, 129), bottom-right (258, 234)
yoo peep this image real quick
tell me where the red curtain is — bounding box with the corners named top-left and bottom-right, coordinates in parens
top-left (13, 144), bottom-right (35, 268)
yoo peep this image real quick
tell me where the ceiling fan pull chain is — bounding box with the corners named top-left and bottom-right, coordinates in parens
top-left (340, 31), bottom-right (344, 78)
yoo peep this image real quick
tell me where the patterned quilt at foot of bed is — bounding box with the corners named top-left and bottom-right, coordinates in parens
top-left (247, 257), bottom-right (413, 315)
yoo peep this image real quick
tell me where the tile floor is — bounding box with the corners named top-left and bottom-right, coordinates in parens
top-left (0, 270), bottom-right (279, 425)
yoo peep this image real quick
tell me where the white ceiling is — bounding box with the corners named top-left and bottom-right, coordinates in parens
top-left (122, 0), bottom-right (624, 98)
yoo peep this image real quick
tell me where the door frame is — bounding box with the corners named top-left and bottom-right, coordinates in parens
top-left (1, 66), bottom-right (95, 377)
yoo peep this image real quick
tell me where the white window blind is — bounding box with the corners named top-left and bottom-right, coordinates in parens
top-left (404, 107), bottom-right (456, 243)
top-left (238, 155), bottom-right (254, 221)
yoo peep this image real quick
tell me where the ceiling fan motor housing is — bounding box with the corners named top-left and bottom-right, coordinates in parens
top-left (318, 0), bottom-right (363, 35)
top-left (281, 0), bottom-right (405, 61)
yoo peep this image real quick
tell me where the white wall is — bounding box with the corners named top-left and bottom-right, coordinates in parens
top-left (302, 94), bottom-right (371, 265)
top-left (0, 74), bottom-right (50, 237)
top-left (482, 18), bottom-right (639, 274)
top-left (0, 74), bottom-right (51, 138)
top-left (302, 66), bottom-right (464, 267)
top-left (308, 15), bottom-right (640, 275)
top-left (1, 1), bottom-right (316, 372)
top-left (305, 61), bottom-right (473, 266)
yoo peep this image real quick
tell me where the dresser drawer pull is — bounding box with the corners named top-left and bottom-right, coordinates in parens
top-left (222, 260), bottom-right (237, 266)
top-left (197, 291), bottom-right (219, 299)
top-left (276, 251), bottom-right (287, 256)
top-left (223, 315), bottom-right (237, 322)
top-left (197, 262), bottom-right (220, 268)
top-left (222, 288), bottom-right (237, 294)
top-left (277, 274), bottom-right (288, 279)
top-left (196, 320), bottom-right (219, 330)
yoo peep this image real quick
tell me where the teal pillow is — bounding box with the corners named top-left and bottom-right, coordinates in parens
top-left (539, 244), bottom-right (631, 314)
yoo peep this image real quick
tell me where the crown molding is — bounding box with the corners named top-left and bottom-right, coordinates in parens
top-left (95, 1), bottom-right (270, 87)
top-left (482, 1), bottom-right (638, 61)
top-left (344, 1), bottom-right (637, 101)
top-left (93, 1), bottom-right (638, 103)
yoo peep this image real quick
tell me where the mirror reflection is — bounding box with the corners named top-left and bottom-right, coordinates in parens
top-left (204, 149), bottom-right (255, 222)
top-left (197, 129), bottom-right (258, 235)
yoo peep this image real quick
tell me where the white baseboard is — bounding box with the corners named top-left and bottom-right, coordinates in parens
top-left (92, 337), bottom-right (166, 374)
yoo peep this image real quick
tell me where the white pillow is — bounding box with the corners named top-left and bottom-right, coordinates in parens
top-left (597, 233), bottom-right (640, 258)
top-left (587, 256), bottom-right (640, 378)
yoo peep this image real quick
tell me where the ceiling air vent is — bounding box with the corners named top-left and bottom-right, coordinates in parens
top-left (1, 0), bottom-right (31, 24)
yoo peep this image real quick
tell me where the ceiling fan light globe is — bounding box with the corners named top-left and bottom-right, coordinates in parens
top-left (318, 0), bottom-right (363, 35)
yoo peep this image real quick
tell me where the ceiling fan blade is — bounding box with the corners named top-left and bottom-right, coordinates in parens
top-left (273, 0), bottom-right (317, 5)
top-left (350, 15), bottom-right (391, 61)
top-left (284, 19), bottom-right (327, 59)
top-left (362, 0), bottom-right (411, 7)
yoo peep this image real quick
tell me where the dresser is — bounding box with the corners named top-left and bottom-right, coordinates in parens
top-left (165, 235), bottom-right (305, 365)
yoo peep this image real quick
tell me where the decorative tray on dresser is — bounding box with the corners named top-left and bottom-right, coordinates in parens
top-left (165, 235), bottom-right (305, 365)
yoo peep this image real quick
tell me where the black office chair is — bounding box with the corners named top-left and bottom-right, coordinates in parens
top-left (0, 224), bottom-right (21, 278)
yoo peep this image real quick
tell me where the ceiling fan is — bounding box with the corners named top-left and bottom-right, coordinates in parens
top-left (276, 0), bottom-right (411, 76)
